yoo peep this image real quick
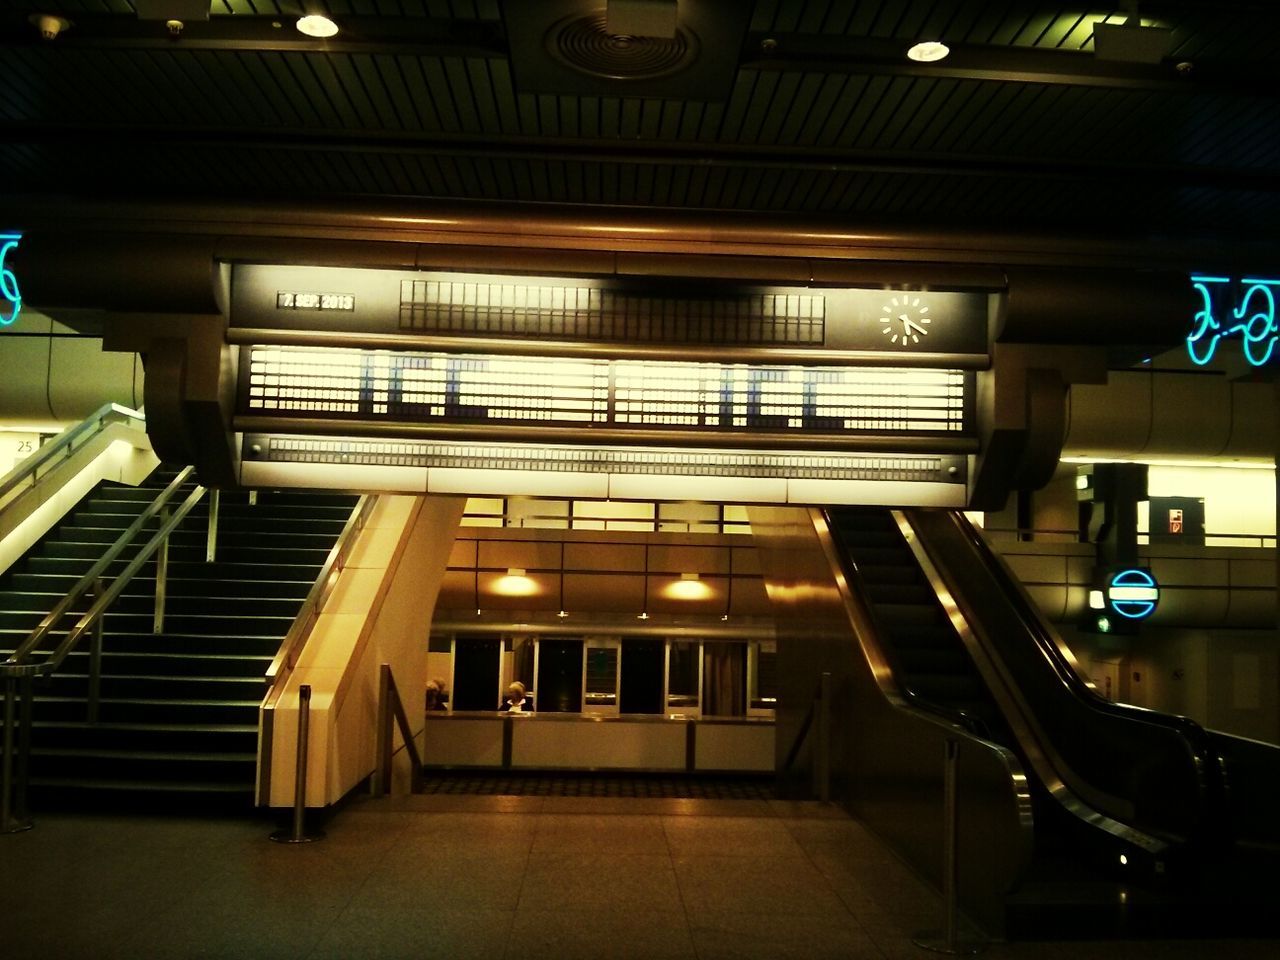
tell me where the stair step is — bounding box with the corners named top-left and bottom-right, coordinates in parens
top-left (8, 573), bottom-right (314, 600)
top-left (60, 650), bottom-right (272, 676)
top-left (42, 673), bottom-right (265, 700)
top-left (32, 721), bottom-right (258, 753)
top-left (30, 696), bottom-right (260, 725)
top-left (6, 467), bottom-right (352, 808)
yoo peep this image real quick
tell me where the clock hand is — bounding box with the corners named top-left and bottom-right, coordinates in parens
top-left (905, 319), bottom-right (928, 336)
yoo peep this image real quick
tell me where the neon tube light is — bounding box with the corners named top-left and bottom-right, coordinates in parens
top-left (1188, 275), bottom-right (1280, 367)
top-left (0, 233), bottom-right (21, 327)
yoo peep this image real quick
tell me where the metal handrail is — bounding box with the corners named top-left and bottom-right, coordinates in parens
top-left (0, 403), bottom-right (144, 508)
top-left (39, 485), bottom-right (206, 678)
top-left (779, 671), bottom-right (831, 802)
top-left (264, 494), bottom-right (378, 689)
top-left (373, 663), bottom-right (424, 796)
top-left (2, 468), bottom-right (202, 675)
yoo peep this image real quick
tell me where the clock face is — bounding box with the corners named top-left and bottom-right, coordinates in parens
top-left (881, 295), bottom-right (932, 348)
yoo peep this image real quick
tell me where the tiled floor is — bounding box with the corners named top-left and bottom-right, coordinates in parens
top-left (3, 795), bottom-right (1277, 960)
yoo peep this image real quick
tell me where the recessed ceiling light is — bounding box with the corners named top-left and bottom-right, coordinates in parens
top-left (296, 15), bottom-right (339, 39)
top-left (907, 40), bottom-right (950, 62)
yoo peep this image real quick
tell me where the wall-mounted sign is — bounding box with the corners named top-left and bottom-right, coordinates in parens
top-left (0, 232), bottom-right (21, 327)
top-left (231, 264), bottom-right (992, 358)
top-left (1089, 568), bottom-right (1160, 621)
top-left (1187, 275), bottom-right (1279, 367)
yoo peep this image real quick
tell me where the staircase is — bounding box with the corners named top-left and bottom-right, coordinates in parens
top-left (0, 468), bottom-right (356, 809)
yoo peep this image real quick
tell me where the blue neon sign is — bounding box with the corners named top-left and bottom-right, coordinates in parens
top-left (1188, 275), bottom-right (1280, 367)
top-left (1106, 568), bottom-right (1159, 621)
top-left (0, 233), bottom-right (20, 327)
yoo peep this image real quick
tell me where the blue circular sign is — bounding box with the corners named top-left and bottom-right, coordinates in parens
top-left (1107, 568), bottom-right (1159, 620)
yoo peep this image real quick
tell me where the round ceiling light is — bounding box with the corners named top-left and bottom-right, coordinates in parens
top-left (296, 15), bottom-right (339, 39)
top-left (907, 40), bottom-right (950, 62)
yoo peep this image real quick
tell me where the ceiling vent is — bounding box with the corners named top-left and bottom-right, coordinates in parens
top-left (548, 12), bottom-right (698, 81)
top-left (504, 0), bottom-right (749, 101)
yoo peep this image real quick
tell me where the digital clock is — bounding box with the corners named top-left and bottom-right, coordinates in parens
top-left (276, 291), bottom-right (355, 311)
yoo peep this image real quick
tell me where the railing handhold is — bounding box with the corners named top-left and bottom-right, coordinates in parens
top-left (373, 663), bottom-right (425, 797)
top-left (269, 684), bottom-right (324, 844)
top-left (913, 738), bottom-right (983, 955)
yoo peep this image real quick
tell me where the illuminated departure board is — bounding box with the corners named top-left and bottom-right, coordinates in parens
top-left (241, 346), bottom-right (970, 435)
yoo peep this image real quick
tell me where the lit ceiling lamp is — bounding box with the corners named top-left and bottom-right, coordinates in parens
top-left (665, 572), bottom-right (712, 601)
top-left (297, 13), bottom-right (339, 38)
top-left (28, 14), bottom-right (71, 40)
top-left (906, 40), bottom-right (950, 62)
top-left (494, 568), bottom-right (539, 597)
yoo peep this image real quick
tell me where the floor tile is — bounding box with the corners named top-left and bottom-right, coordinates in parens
top-left (663, 813), bottom-right (805, 857)
top-left (687, 909), bottom-right (885, 960)
top-left (673, 853), bottom-right (851, 918)
top-left (520, 851), bottom-right (684, 911)
top-left (508, 906), bottom-right (697, 960)
top-left (531, 812), bottom-right (667, 853)
top-left (307, 904), bottom-right (515, 960)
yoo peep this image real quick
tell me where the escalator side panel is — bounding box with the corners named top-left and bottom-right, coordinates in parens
top-left (748, 504), bottom-right (1033, 936)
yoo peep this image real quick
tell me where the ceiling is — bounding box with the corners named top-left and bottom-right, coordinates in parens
top-left (2, 2), bottom-right (1279, 257)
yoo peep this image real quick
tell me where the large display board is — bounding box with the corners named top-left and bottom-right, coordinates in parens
top-left (230, 264), bottom-right (992, 359)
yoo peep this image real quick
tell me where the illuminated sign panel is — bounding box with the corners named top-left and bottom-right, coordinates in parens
top-left (276, 291), bottom-right (355, 311)
top-left (1188, 275), bottom-right (1279, 367)
top-left (239, 346), bottom-right (972, 436)
top-left (0, 233), bottom-right (20, 327)
top-left (1105, 568), bottom-right (1159, 620)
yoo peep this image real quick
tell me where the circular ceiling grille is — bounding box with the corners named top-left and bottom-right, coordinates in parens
top-left (546, 13), bottom-right (698, 81)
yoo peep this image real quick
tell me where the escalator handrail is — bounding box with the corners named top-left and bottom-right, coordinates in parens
top-left (823, 508), bottom-right (992, 739)
top-left (949, 510), bottom-right (1220, 758)
top-left (2, 467), bottom-right (204, 676)
top-left (0, 403), bottom-right (144, 507)
top-left (914, 509), bottom-right (1221, 839)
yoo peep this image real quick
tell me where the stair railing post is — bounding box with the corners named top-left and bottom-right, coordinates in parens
top-left (153, 506), bottom-right (170, 635)
top-left (87, 579), bottom-right (104, 723)
top-left (914, 737), bottom-right (980, 955)
top-left (817, 671), bottom-right (832, 803)
top-left (373, 664), bottom-right (392, 796)
top-left (205, 488), bottom-right (220, 563)
top-left (269, 684), bottom-right (324, 844)
top-left (2, 675), bottom-right (34, 834)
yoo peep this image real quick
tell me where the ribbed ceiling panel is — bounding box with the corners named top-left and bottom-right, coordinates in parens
top-left (2, 2), bottom-right (1279, 242)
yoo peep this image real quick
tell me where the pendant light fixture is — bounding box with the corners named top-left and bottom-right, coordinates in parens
top-left (721, 543), bottom-right (733, 621)
top-left (637, 543), bottom-right (650, 620)
top-left (557, 540), bottom-right (569, 619)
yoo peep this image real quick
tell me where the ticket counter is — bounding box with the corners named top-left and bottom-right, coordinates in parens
top-left (423, 712), bottom-right (775, 773)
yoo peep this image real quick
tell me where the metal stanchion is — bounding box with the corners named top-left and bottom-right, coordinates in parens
top-left (153, 506), bottom-right (170, 635)
top-left (87, 579), bottom-right (104, 724)
top-left (817, 671), bottom-right (832, 803)
top-left (205, 488), bottom-right (220, 563)
top-left (915, 738), bottom-right (981, 955)
top-left (270, 685), bottom-right (324, 844)
top-left (2, 676), bottom-right (34, 834)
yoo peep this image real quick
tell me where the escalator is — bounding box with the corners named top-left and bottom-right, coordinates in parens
top-left (825, 506), bottom-right (1280, 937)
